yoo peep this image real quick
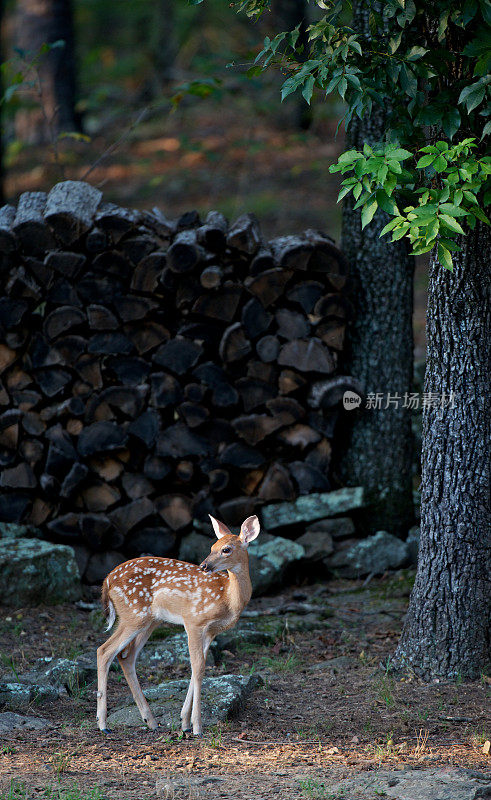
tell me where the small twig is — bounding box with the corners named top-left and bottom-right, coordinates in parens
top-left (81, 105), bottom-right (151, 182)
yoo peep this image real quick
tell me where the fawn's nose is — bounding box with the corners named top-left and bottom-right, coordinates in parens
top-left (199, 560), bottom-right (210, 572)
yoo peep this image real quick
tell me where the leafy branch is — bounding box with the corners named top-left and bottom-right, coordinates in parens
top-left (329, 138), bottom-right (491, 270)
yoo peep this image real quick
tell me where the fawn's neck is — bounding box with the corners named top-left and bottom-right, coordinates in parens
top-left (225, 556), bottom-right (252, 617)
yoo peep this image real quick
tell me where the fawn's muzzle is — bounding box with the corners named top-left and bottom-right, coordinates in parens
top-left (199, 560), bottom-right (210, 572)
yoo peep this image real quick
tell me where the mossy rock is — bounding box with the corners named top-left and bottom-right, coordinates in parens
top-left (0, 538), bottom-right (81, 605)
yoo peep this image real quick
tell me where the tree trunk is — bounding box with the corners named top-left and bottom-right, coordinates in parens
top-left (15, 0), bottom-right (79, 145)
top-left (0, 0), bottom-right (4, 205)
top-left (394, 223), bottom-right (491, 679)
top-left (336, 4), bottom-right (415, 537)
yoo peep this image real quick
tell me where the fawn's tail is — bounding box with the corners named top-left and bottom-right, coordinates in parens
top-left (101, 580), bottom-right (116, 632)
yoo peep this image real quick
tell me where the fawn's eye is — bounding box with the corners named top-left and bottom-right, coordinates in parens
top-left (221, 546), bottom-right (232, 554)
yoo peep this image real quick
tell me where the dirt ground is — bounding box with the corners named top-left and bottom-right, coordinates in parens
top-left (0, 572), bottom-right (489, 799)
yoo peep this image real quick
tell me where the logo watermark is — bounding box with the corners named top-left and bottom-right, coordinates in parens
top-left (343, 391), bottom-right (457, 411)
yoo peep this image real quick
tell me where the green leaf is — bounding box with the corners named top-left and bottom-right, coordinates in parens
top-left (417, 154), bottom-right (436, 168)
top-left (433, 155), bottom-right (448, 172)
top-left (338, 77), bottom-right (348, 98)
top-left (302, 75), bottom-right (315, 105)
top-left (438, 242), bottom-right (453, 271)
top-left (391, 223), bottom-right (411, 241)
top-left (379, 218), bottom-right (401, 237)
top-left (470, 205), bottom-right (490, 223)
top-left (353, 182), bottom-right (363, 200)
top-left (406, 46), bottom-right (428, 61)
top-left (439, 214), bottom-right (466, 235)
top-left (388, 148), bottom-right (413, 160)
top-left (361, 199), bottom-right (378, 229)
top-left (376, 189), bottom-right (399, 215)
top-left (458, 80), bottom-right (487, 113)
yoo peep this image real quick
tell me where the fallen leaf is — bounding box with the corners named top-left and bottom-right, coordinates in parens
top-left (483, 740), bottom-right (490, 755)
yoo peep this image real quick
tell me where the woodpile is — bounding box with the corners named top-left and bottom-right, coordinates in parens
top-left (0, 180), bottom-right (360, 582)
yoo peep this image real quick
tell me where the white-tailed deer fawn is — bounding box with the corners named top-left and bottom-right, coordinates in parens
top-left (96, 514), bottom-right (260, 735)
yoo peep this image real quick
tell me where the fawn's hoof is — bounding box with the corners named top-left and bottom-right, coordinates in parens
top-left (101, 727), bottom-right (113, 734)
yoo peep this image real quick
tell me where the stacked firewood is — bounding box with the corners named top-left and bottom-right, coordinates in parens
top-left (0, 181), bottom-right (360, 580)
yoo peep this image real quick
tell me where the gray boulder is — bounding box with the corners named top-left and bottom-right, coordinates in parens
top-left (0, 712), bottom-right (50, 732)
top-left (0, 682), bottom-right (59, 710)
top-left (296, 529), bottom-right (334, 563)
top-left (31, 655), bottom-right (98, 690)
top-left (261, 487), bottom-right (364, 529)
top-left (107, 673), bottom-right (261, 729)
top-left (139, 633), bottom-right (214, 669)
top-left (327, 531), bottom-right (409, 577)
top-left (0, 523), bottom-right (36, 539)
top-left (328, 766), bottom-right (490, 800)
top-left (305, 516), bottom-right (355, 540)
top-left (248, 534), bottom-right (304, 595)
top-left (214, 621), bottom-right (274, 652)
top-left (0, 538), bottom-right (81, 605)
top-left (406, 526), bottom-right (420, 564)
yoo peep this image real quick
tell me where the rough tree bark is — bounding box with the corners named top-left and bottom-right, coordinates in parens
top-left (15, 0), bottom-right (79, 145)
top-left (337, 1), bottom-right (415, 537)
top-left (394, 223), bottom-right (491, 680)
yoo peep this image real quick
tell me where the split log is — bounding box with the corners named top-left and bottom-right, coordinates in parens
top-left (241, 298), bottom-right (272, 340)
top-left (278, 338), bottom-right (335, 374)
top-left (219, 323), bottom-right (251, 363)
top-left (156, 494), bottom-right (193, 531)
top-left (277, 423), bottom-right (322, 449)
top-left (44, 181), bottom-right (102, 244)
top-left (269, 235), bottom-right (312, 270)
top-left (44, 305), bottom-right (86, 340)
top-left (226, 213), bottom-right (260, 255)
top-left (131, 251), bottom-right (166, 293)
top-left (236, 377), bottom-right (276, 412)
top-left (278, 369), bottom-right (307, 395)
top-left (13, 192), bottom-right (55, 255)
top-left (258, 463), bottom-right (295, 502)
top-left (45, 251), bottom-right (86, 279)
top-left (275, 308), bottom-right (310, 341)
top-left (250, 246), bottom-right (275, 276)
top-left (0, 206), bottom-right (18, 254)
top-left (167, 230), bottom-right (204, 273)
top-left (232, 414), bottom-right (283, 445)
top-left (153, 337), bottom-right (203, 374)
top-left (197, 211), bottom-right (228, 251)
top-left (309, 376), bottom-right (364, 409)
top-left (256, 335), bottom-right (280, 363)
top-left (192, 284), bottom-right (242, 322)
top-left (287, 281), bottom-right (324, 313)
top-left (87, 305), bottom-right (119, 330)
top-left (245, 269), bottom-right (293, 308)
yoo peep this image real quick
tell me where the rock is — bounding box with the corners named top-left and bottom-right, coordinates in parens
top-left (248, 534), bottom-right (305, 595)
top-left (296, 530), bottom-right (334, 562)
top-left (406, 526), bottom-right (420, 564)
top-left (138, 633), bottom-right (214, 669)
top-left (32, 655), bottom-right (98, 691)
top-left (0, 682), bottom-right (59, 710)
top-left (214, 621), bottom-right (274, 653)
top-left (305, 516), bottom-right (355, 540)
top-left (156, 775), bottom-right (225, 797)
top-left (261, 487), bottom-right (364, 529)
top-left (327, 766), bottom-right (491, 800)
top-left (0, 538), bottom-right (81, 605)
top-left (0, 523), bottom-right (36, 539)
top-left (0, 712), bottom-right (51, 732)
top-left (107, 673), bottom-right (261, 729)
top-left (178, 531), bottom-right (213, 565)
top-left (308, 656), bottom-right (353, 673)
top-left (327, 531), bottom-right (409, 577)
top-left (84, 550), bottom-right (125, 584)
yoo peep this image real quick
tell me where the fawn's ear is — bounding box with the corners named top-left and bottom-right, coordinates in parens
top-left (209, 515), bottom-right (232, 540)
top-left (239, 515), bottom-right (260, 546)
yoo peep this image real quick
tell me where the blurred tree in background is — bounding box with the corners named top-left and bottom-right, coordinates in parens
top-left (14, 0), bottom-right (79, 144)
